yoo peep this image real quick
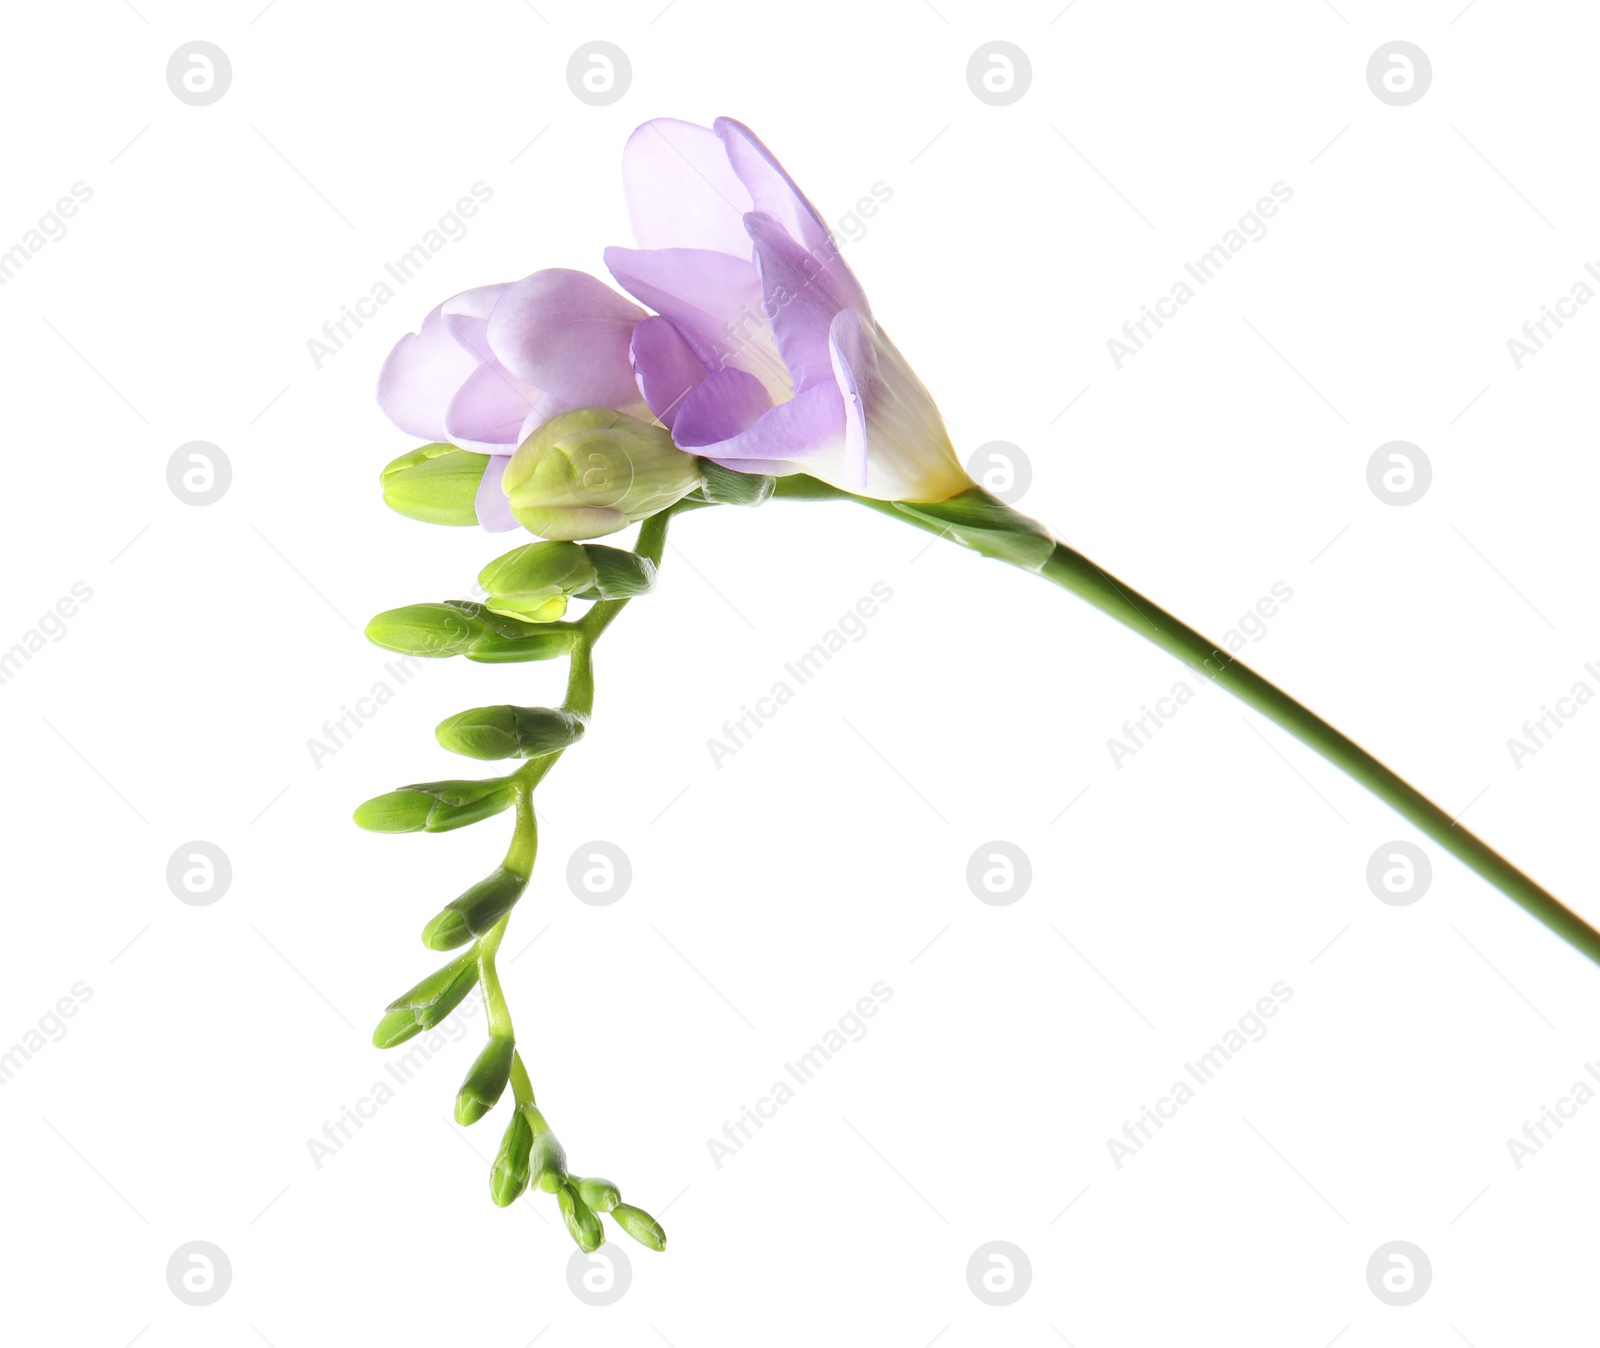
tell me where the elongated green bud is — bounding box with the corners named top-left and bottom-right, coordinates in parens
top-left (698, 459), bottom-right (776, 507)
top-left (365, 603), bottom-right (480, 657)
top-left (558, 1182), bottom-right (605, 1252)
top-left (381, 444), bottom-right (489, 526)
top-left (434, 705), bottom-right (587, 761)
top-left (371, 958), bottom-right (477, 1048)
top-left (525, 1107), bottom-right (568, 1193)
top-left (455, 1036), bottom-right (515, 1125)
top-left (574, 1176), bottom-right (620, 1213)
top-left (421, 865), bottom-right (529, 949)
top-left (365, 601), bottom-right (578, 664)
top-left (490, 1108), bottom-right (535, 1206)
top-left (611, 1202), bottom-right (666, 1251)
top-left (353, 778), bottom-right (513, 834)
top-left (504, 408), bottom-right (702, 541)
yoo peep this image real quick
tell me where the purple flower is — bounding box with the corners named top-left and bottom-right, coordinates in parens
top-left (377, 269), bottom-right (652, 530)
top-left (606, 117), bottom-right (970, 503)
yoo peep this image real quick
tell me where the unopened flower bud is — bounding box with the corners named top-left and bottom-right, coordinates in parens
top-left (455, 1036), bottom-right (516, 1125)
top-left (611, 1202), bottom-right (666, 1251)
top-left (525, 1107), bottom-right (568, 1193)
top-left (574, 1176), bottom-right (620, 1213)
top-left (381, 444), bottom-right (490, 527)
top-left (490, 1108), bottom-right (535, 1207)
top-left (365, 603), bottom-right (480, 657)
top-left (371, 957), bottom-right (477, 1047)
top-left (558, 1182), bottom-right (605, 1252)
top-left (353, 778), bottom-right (513, 834)
top-left (477, 542), bottom-right (597, 621)
top-left (503, 408), bottom-right (702, 541)
top-left (434, 705), bottom-right (587, 761)
top-left (421, 865), bottom-right (529, 950)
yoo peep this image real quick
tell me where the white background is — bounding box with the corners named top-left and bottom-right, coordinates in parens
top-left (2, 1), bottom-right (1598, 1343)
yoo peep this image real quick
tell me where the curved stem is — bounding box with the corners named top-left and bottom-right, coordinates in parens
top-left (775, 477), bottom-right (1600, 966)
top-left (1039, 542), bottom-right (1600, 965)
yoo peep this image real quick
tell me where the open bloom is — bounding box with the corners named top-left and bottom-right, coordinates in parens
top-left (377, 269), bottom-right (655, 531)
top-left (606, 117), bottom-right (971, 503)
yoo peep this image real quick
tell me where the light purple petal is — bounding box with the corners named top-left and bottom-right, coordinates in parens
top-left (744, 212), bottom-right (869, 394)
top-left (673, 368), bottom-right (772, 448)
top-left (715, 118), bottom-right (833, 257)
top-left (443, 360), bottom-right (543, 452)
top-left (377, 292), bottom-right (499, 441)
top-left (621, 118), bottom-right (753, 255)
top-left (486, 268), bottom-right (646, 408)
top-left (603, 245), bottom-right (787, 395)
top-left (630, 316), bottom-right (706, 428)
top-left (679, 380), bottom-right (843, 465)
top-left (475, 455), bottom-right (519, 532)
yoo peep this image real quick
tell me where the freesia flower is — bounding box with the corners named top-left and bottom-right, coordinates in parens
top-left (606, 117), bottom-right (972, 503)
top-left (377, 270), bottom-right (655, 531)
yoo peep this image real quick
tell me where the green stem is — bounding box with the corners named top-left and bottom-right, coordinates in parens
top-left (1038, 543), bottom-right (1600, 964)
top-left (775, 478), bottom-right (1600, 966)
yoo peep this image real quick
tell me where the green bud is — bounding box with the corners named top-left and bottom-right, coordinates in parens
top-left (478, 541), bottom-right (598, 622)
top-left (366, 600), bottom-right (579, 664)
top-left (574, 1176), bottom-right (621, 1213)
top-left (575, 545), bottom-right (658, 599)
top-left (365, 603), bottom-right (481, 658)
top-left (353, 779), bottom-right (513, 834)
top-left (455, 1036), bottom-right (515, 1125)
top-left (698, 459), bottom-right (776, 507)
top-left (372, 957), bottom-right (478, 1046)
top-left (490, 1108), bottom-right (535, 1207)
top-left (504, 408), bottom-right (703, 541)
top-left (525, 1107), bottom-right (568, 1193)
top-left (611, 1202), bottom-right (666, 1252)
top-left (381, 444), bottom-right (490, 527)
top-left (421, 865), bottom-right (529, 949)
top-left (434, 705), bottom-right (587, 761)
top-left (557, 1182), bottom-right (605, 1252)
